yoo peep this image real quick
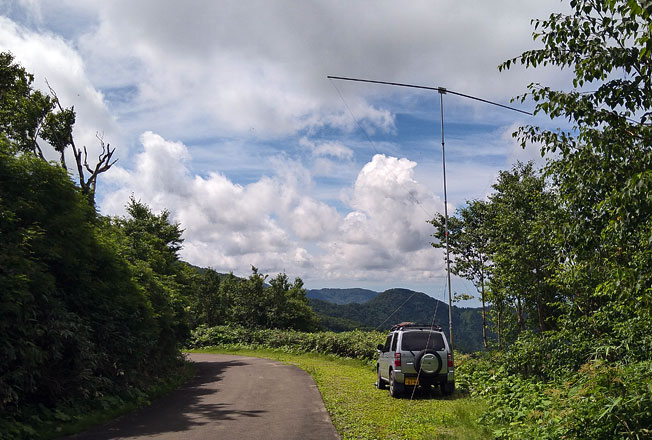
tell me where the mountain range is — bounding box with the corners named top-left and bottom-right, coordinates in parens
top-left (307, 288), bottom-right (485, 353)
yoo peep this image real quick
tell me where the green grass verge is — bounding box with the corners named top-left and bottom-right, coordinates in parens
top-left (189, 348), bottom-right (490, 440)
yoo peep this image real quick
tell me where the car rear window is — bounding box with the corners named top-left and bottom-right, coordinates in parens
top-left (401, 331), bottom-right (445, 351)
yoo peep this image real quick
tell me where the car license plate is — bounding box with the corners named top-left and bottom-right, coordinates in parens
top-left (404, 377), bottom-right (418, 386)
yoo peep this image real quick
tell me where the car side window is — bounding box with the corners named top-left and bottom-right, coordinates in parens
top-left (383, 335), bottom-right (392, 352)
top-left (391, 333), bottom-right (398, 351)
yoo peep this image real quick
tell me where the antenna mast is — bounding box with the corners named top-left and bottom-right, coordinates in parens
top-left (327, 75), bottom-right (532, 349)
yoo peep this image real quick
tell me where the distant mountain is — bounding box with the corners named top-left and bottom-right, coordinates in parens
top-left (309, 288), bottom-right (485, 353)
top-left (306, 288), bottom-right (379, 305)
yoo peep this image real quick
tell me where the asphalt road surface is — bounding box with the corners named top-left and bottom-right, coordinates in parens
top-left (66, 353), bottom-right (340, 440)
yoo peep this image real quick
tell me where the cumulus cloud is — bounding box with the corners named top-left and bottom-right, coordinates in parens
top-left (323, 154), bottom-right (445, 279)
top-left (103, 132), bottom-right (294, 270)
top-left (101, 134), bottom-right (446, 283)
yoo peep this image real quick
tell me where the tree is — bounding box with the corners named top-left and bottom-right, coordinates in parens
top-left (188, 267), bottom-right (224, 327)
top-left (432, 162), bottom-right (560, 348)
top-left (0, 51), bottom-right (116, 202)
top-left (106, 198), bottom-right (190, 361)
top-left (431, 200), bottom-right (492, 349)
top-left (0, 151), bottom-right (157, 419)
top-left (216, 267), bottom-right (318, 331)
top-left (487, 162), bottom-right (560, 335)
top-left (266, 273), bottom-right (319, 331)
top-left (500, 0), bottom-right (652, 361)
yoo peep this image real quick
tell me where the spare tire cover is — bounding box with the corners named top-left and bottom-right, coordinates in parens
top-left (415, 349), bottom-right (442, 376)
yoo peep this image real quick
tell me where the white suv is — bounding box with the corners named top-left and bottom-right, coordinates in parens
top-left (376, 323), bottom-right (455, 397)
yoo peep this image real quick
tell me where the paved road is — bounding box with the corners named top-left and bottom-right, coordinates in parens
top-left (66, 353), bottom-right (340, 440)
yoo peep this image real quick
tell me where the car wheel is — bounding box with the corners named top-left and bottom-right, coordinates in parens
top-left (441, 381), bottom-right (455, 396)
top-left (389, 370), bottom-right (403, 398)
top-left (377, 367), bottom-right (387, 390)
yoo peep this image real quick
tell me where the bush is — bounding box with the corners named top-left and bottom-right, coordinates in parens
top-left (458, 354), bottom-right (652, 439)
top-left (0, 153), bottom-right (187, 438)
top-left (188, 325), bottom-right (385, 361)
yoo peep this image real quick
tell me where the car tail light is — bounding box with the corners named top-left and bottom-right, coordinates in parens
top-left (394, 353), bottom-right (401, 367)
top-left (447, 353), bottom-right (453, 368)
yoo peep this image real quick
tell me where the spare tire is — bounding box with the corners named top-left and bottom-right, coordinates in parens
top-left (415, 349), bottom-right (442, 376)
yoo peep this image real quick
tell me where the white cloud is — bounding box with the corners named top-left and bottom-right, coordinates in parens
top-left (299, 137), bottom-right (354, 160)
top-left (5, 0), bottom-right (567, 143)
top-left (102, 132), bottom-right (295, 272)
top-left (0, 16), bottom-right (122, 166)
top-left (101, 134), bottom-right (446, 283)
top-left (322, 154), bottom-right (445, 280)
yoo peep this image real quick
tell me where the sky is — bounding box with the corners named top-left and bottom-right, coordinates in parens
top-left (0, 0), bottom-right (572, 307)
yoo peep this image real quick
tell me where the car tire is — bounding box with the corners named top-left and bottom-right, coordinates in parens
top-left (415, 349), bottom-right (442, 377)
top-left (441, 381), bottom-right (455, 396)
top-left (377, 367), bottom-right (387, 390)
top-left (389, 370), bottom-right (403, 398)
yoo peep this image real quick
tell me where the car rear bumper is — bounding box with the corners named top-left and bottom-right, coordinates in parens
top-left (395, 371), bottom-right (454, 385)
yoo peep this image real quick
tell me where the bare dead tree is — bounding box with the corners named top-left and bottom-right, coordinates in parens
top-left (46, 80), bottom-right (118, 203)
top-left (72, 132), bottom-right (118, 200)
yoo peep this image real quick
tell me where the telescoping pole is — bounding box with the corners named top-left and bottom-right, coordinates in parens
top-left (439, 89), bottom-right (454, 347)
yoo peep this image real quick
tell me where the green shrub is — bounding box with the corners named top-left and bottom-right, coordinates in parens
top-left (188, 325), bottom-right (385, 360)
top-left (458, 354), bottom-right (652, 439)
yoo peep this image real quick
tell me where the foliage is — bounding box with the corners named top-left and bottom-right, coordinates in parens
top-left (0, 152), bottom-right (176, 438)
top-left (431, 198), bottom-right (492, 348)
top-left (500, 0), bottom-right (652, 336)
top-left (458, 354), bottom-right (652, 439)
top-left (188, 325), bottom-right (385, 361)
top-left (431, 163), bottom-right (561, 349)
top-left (451, 1), bottom-right (652, 437)
top-left (185, 267), bottom-right (319, 332)
top-left (103, 197), bottom-right (191, 364)
top-left (0, 357), bottom-right (193, 440)
top-left (222, 268), bottom-right (319, 331)
top-left (0, 52), bottom-right (70, 160)
top-left (0, 51), bottom-right (115, 202)
top-left (0, 54), bottom-right (201, 438)
top-left (186, 265), bottom-right (224, 327)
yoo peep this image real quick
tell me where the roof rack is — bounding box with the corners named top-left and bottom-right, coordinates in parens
top-left (390, 322), bottom-right (443, 331)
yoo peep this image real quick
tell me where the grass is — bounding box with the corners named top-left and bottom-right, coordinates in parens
top-left (189, 348), bottom-right (490, 440)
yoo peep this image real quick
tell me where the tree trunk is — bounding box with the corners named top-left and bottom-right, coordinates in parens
top-left (516, 296), bottom-right (525, 331)
top-left (536, 293), bottom-right (545, 332)
top-left (480, 272), bottom-right (488, 349)
top-left (497, 306), bottom-right (503, 350)
top-left (535, 268), bottom-right (546, 332)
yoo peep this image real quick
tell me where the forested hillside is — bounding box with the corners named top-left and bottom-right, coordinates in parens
top-left (306, 288), bottom-right (379, 304)
top-left (310, 288), bottom-right (485, 353)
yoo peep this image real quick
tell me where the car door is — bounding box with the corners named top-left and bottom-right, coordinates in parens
top-left (378, 334), bottom-right (393, 380)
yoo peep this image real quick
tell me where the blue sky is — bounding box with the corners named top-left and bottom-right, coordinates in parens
top-left (1, 0), bottom-right (571, 306)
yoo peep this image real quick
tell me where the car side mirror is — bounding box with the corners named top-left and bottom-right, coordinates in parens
top-left (377, 344), bottom-right (384, 352)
